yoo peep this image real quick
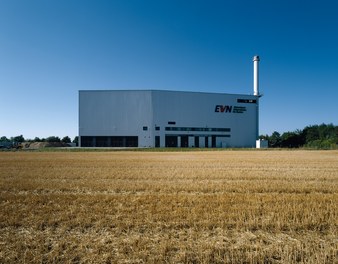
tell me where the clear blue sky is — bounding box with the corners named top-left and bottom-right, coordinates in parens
top-left (1, 0), bottom-right (337, 139)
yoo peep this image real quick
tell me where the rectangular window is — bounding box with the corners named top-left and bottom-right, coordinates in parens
top-left (80, 136), bottom-right (138, 147)
top-left (168, 121), bottom-right (176, 125)
top-left (165, 127), bottom-right (230, 132)
top-left (237, 99), bottom-right (257, 104)
top-left (143, 126), bottom-right (148, 131)
top-left (155, 126), bottom-right (160, 131)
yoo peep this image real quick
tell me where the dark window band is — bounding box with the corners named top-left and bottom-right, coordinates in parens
top-left (237, 99), bottom-right (257, 104)
top-left (165, 127), bottom-right (230, 132)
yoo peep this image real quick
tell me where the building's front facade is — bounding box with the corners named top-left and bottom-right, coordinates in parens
top-left (79, 90), bottom-right (259, 148)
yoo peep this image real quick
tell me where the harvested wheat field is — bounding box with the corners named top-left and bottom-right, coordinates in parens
top-left (0, 150), bottom-right (337, 263)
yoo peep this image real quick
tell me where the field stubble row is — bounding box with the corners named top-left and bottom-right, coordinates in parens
top-left (0, 150), bottom-right (337, 263)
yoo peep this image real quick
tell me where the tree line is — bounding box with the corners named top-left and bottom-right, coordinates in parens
top-left (0, 135), bottom-right (79, 145)
top-left (260, 123), bottom-right (337, 149)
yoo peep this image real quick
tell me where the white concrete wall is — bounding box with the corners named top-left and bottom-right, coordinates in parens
top-left (152, 91), bottom-right (258, 148)
top-left (199, 137), bottom-right (205, 148)
top-left (79, 90), bottom-right (153, 147)
top-left (216, 137), bottom-right (229, 148)
top-left (256, 139), bottom-right (268, 148)
top-left (188, 136), bottom-right (195, 147)
top-left (79, 90), bottom-right (259, 148)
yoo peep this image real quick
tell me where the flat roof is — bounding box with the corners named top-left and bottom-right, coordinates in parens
top-left (79, 89), bottom-right (256, 97)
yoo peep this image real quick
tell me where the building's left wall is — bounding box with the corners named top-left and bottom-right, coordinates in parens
top-left (79, 90), bottom-right (153, 147)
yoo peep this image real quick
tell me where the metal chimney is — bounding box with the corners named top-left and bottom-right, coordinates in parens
top-left (253, 55), bottom-right (260, 96)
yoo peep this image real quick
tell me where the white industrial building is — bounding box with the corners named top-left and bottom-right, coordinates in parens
top-left (79, 56), bottom-right (262, 148)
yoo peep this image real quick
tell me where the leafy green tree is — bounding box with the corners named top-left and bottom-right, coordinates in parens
top-left (318, 123), bottom-right (336, 140)
top-left (280, 131), bottom-right (304, 148)
top-left (303, 125), bottom-right (319, 142)
top-left (12, 135), bottom-right (25, 142)
top-left (303, 123), bottom-right (337, 147)
top-left (46, 136), bottom-right (61, 143)
top-left (268, 131), bottom-right (281, 148)
top-left (259, 134), bottom-right (269, 140)
top-left (72, 136), bottom-right (79, 146)
top-left (61, 136), bottom-right (71, 143)
top-left (0, 136), bottom-right (10, 142)
top-left (306, 139), bottom-right (336, 149)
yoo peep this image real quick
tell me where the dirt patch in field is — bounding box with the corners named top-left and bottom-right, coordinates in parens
top-left (22, 142), bottom-right (68, 149)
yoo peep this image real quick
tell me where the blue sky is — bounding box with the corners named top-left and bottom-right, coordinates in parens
top-left (1, 0), bottom-right (337, 139)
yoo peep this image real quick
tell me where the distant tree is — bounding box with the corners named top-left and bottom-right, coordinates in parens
top-left (306, 139), bottom-right (336, 149)
top-left (303, 123), bottom-right (337, 149)
top-left (268, 131), bottom-right (281, 148)
top-left (318, 123), bottom-right (336, 140)
top-left (259, 134), bottom-right (269, 140)
top-left (259, 123), bottom-right (337, 149)
top-left (0, 136), bottom-right (10, 142)
top-left (72, 136), bottom-right (79, 146)
top-left (11, 135), bottom-right (25, 142)
top-left (34, 137), bottom-right (42, 142)
top-left (280, 131), bottom-right (304, 148)
top-left (46, 136), bottom-right (61, 143)
top-left (303, 123), bottom-right (337, 145)
top-left (303, 125), bottom-right (320, 143)
top-left (61, 136), bottom-right (71, 143)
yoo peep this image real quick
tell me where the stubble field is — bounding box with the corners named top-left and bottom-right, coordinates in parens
top-left (0, 150), bottom-right (337, 263)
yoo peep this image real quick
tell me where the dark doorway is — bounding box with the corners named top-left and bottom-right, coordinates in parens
top-left (155, 136), bottom-right (160, 147)
top-left (165, 136), bottom-right (178, 147)
top-left (125, 137), bottom-right (138, 147)
top-left (81, 136), bottom-right (138, 147)
top-left (212, 136), bottom-right (216, 148)
top-left (205, 136), bottom-right (209, 148)
top-left (181, 136), bottom-right (189, 147)
top-left (194, 136), bottom-right (199, 148)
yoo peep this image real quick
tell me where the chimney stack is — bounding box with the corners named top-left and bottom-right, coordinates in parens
top-left (253, 55), bottom-right (260, 96)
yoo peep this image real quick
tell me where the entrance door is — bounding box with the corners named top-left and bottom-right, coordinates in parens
top-left (155, 136), bottom-right (160, 147)
top-left (194, 136), bottom-right (199, 148)
top-left (205, 136), bottom-right (209, 148)
top-left (212, 136), bottom-right (216, 148)
top-left (165, 136), bottom-right (178, 147)
top-left (181, 136), bottom-right (189, 147)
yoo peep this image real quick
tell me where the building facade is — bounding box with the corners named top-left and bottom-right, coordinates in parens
top-left (79, 90), bottom-right (259, 148)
